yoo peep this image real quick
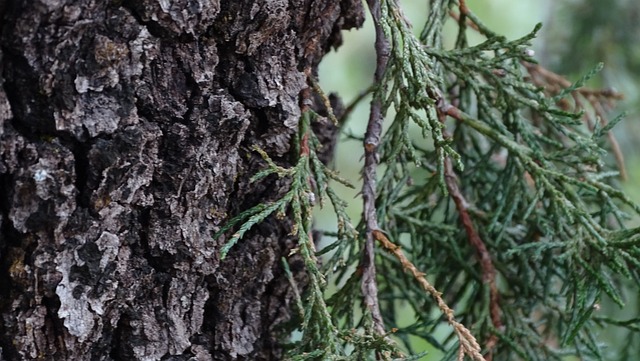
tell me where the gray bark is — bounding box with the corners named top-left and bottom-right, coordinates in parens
top-left (0, 1), bottom-right (363, 360)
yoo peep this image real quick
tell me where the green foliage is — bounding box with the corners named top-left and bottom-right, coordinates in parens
top-left (215, 1), bottom-right (640, 360)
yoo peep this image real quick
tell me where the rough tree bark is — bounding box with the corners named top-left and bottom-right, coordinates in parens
top-left (0, 1), bottom-right (363, 359)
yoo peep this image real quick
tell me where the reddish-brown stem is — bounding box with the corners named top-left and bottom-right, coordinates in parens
top-left (449, 9), bottom-right (479, 32)
top-left (458, 0), bottom-right (470, 16)
top-left (438, 103), bottom-right (502, 358)
top-left (444, 158), bottom-right (502, 357)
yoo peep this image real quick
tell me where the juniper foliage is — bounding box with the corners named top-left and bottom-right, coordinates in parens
top-left (216, 1), bottom-right (640, 360)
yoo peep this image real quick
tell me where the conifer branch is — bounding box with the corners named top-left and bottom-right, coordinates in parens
top-left (447, 8), bottom-right (627, 181)
top-left (523, 62), bottom-right (627, 180)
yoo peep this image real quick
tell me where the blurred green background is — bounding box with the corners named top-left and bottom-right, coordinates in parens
top-left (315, 0), bottom-right (640, 359)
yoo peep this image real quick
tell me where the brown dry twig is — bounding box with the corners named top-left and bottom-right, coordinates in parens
top-left (373, 230), bottom-right (486, 361)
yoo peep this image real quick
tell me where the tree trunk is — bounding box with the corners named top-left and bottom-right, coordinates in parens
top-left (0, 1), bottom-right (363, 359)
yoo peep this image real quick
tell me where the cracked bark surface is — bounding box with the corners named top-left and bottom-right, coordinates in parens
top-left (0, 1), bottom-right (363, 359)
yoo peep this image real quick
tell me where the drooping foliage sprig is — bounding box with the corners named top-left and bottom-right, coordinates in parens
top-left (216, 0), bottom-right (640, 360)
top-left (214, 109), bottom-right (362, 359)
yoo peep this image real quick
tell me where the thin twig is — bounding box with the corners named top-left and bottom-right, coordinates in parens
top-left (373, 230), bottom-right (486, 361)
top-left (360, 0), bottom-right (391, 338)
top-left (339, 85), bottom-right (375, 125)
top-left (448, 9), bottom-right (479, 32)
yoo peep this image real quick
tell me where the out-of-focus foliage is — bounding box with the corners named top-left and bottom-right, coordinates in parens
top-left (541, 1), bottom-right (640, 359)
top-left (544, 0), bottom-right (640, 84)
top-left (543, 0), bottom-right (640, 165)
